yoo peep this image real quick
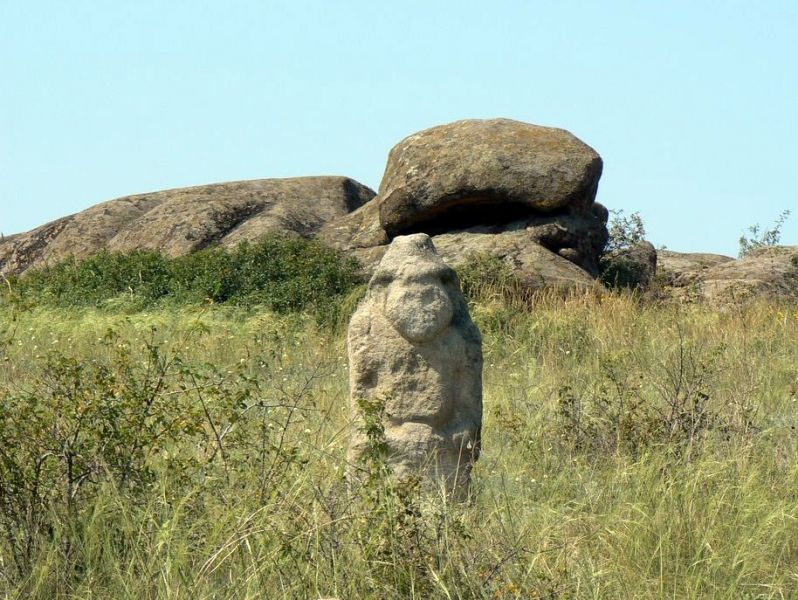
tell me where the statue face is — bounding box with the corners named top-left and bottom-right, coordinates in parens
top-left (384, 275), bottom-right (453, 343)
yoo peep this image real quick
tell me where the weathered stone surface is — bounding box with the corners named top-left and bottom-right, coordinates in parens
top-left (376, 118), bottom-right (603, 237)
top-left (0, 236), bottom-right (16, 274)
top-left (693, 247), bottom-right (798, 303)
top-left (347, 234), bottom-right (482, 495)
top-left (435, 230), bottom-right (603, 292)
top-left (318, 119), bottom-right (608, 290)
top-left (0, 198), bottom-right (160, 278)
top-left (316, 198), bottom-right (389, 251)
top-left (658, 247), bottom-right (798, 303)
top-left (657, 250), bottom-right (735, 287)
top-left (321, 214), bottom-right (600, 291)
top-left (523, 203), bottom-right (609, 276)
top-left (0, 177), bottom-right (375, 277)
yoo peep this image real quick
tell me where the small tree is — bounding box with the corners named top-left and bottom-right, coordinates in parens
top-left (604, 210), bottom-right (646, 254)
top-left (600, 210), bottom-right (652, 289)
top-left (738, 210), bottom-right (791, 258)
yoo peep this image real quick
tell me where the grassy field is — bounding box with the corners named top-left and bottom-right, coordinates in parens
top-left (0, 294), bottom-right (797, 599)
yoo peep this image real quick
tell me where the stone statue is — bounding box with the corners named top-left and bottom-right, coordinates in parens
top-left (347, 233), bottom-right (483, 496)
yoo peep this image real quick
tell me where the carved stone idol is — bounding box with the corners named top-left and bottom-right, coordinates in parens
top-left (347, 233), bottom-right (483, 495)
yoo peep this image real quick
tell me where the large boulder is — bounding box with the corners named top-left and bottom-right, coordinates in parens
top-left (1, 197), bottom-right (161, 279)
top-left (0, 177), bottom-right (375, 277)
top-left (320, 119), bottom-right (609, 290)
top-left (347, 234), bottom-right (482, 497)
top-left (377, 118), bottom-right (603, 237)
top-left (692, 247), bottom-right (798, 303)
top-left (317, 197), bottom-right (389, 250)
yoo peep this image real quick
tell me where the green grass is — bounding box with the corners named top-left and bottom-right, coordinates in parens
top-left (0, 293), bottom-right (797, 599)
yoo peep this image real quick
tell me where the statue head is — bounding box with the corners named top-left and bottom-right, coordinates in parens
top-left (369, 234), bottom-right (460, 343)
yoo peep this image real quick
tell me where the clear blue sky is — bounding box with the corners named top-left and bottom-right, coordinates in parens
top-left (2, 1), bottom-right (796, 255)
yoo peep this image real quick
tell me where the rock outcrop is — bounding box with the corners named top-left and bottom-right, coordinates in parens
top-left (336, 227), bottom-right (603, 293)
top-left (4, 119), bottom-right (794, 305)
top-left (3, 119), bottom-right (611, 294)
top-left (320, 118), bottom-right (609, 292)
top-left (657, 250), bottom-right (736, 288)
top-left (0, 177), bottom-right (375, 278)
top-left (347, 234), bottom-right (482, 496)
top-left (660, 246), bottom-right (798, 303)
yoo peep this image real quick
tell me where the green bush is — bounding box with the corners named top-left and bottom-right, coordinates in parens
top-left (599, 210), bottom-right (654, 290)
top-left (12, 250), bottom-right (172, 307)
top-left (0, 325), bottom-right (311, 581)
top-left (457, 252), bottom-right (528, 306)
top-left (3, 237), bottom-right (362, 321)
top-left (599, 254), bottom-right (652, 290)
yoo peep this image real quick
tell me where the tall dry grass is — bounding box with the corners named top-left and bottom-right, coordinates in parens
top-left (0, 293), bottom-right (796, 599)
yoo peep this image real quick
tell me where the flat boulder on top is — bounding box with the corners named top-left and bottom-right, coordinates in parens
top-left (377, 118), bottom-right (603, 237)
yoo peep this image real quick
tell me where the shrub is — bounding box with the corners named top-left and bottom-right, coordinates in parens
top-left (553, 331), bottom-right (754, 461)
top-left (3, 237), bottom-right (362, 322)
top-left (0, 325), bottom-right (318, 581)
top-left (457, 252), bottom-right (529, 306)
top-left (600, 257), bottom-right (643, 289)
top-left (599, 211), bottom-right (654, 290)
top-left (11, 250), bottom-right (172, 307)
